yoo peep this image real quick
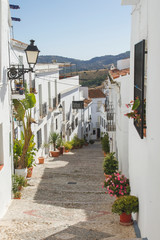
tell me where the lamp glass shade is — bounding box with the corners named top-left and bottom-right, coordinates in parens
top-left (59, 104), bottom-right (63, 113)
top-left (25, 40), bottom-right (40, 67)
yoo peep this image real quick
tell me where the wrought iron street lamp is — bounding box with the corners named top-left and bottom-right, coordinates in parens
top-left (8, 40), bottom-right (40, 80)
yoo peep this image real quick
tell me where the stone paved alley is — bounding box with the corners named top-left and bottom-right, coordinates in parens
top-left (0, 142), bottom-right (138, 240)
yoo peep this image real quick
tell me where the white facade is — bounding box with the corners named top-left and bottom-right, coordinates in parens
top-left (88, 89), bottom-right (107, 140)
top-left (108, 72), bottom-right (130, 177)
top-left (35, 64), bottom-right (81, 156)
top-left (0, 0), bottom-right (12, 218)
top-left (122, 0), bottom-right (160, 239)
top-left (117, 58), bottom-right (130, 70)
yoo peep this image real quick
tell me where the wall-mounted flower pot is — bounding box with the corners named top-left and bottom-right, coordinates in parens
top-left (19, 89), bottom-right (24, 95)
top-left (50, 151), bottom-right (60, 157)
top-left (38, 157), bottom-right (44, 164)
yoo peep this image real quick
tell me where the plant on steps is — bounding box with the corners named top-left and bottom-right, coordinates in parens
top-left (101, 133), bottom-right (110, 154)
top-left (103, 152), bottom-right (118, 175)
top-left (49, 132), bottom-right (59, 151)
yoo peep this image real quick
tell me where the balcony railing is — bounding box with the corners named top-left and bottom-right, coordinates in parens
top-left (107, 124), bottom-right (116, 132)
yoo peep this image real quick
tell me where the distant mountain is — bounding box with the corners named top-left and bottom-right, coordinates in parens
top-left (38, 51), bottom-right (130, 71)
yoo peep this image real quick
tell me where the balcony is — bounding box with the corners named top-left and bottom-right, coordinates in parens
top-left (107, 113), bottom-right (114, 121)
top-left (107, 124), bottom-right (116, 132)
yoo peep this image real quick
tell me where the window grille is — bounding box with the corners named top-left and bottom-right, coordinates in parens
top-left (134, 39), bottom-right (146, 139)
top-left (37, 129), bottom-right (42, 149)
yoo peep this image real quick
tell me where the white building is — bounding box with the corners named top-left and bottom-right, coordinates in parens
top-left (108, 66), bottom-right (130, 176)
top-left (88, 88), bottom-right (107, 140)
top-left (0, 0), bottom-right (12, 218)
top-left (121, 0), bottom-right (160, 239)
top-left (35, 64), bottom-right (81, 156)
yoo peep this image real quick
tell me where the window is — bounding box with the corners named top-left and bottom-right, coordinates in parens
top-left (62, 101), bottom-right (65, 121)
top-left (93, 129), bottom-right (96, 135)
top-left (58, 93), bottom-right (61, 104)
top-left (97, 101), bottom-right (102, 112)
top-left (56, 119), bottom-right (58, 130)
top-left (0, 123), bottom-right (4, 166)
top-left (134, 39), bottom-right (146, 139)
top-left (39, 85), bottom-right (42, 116)
top-left (42, 102), bottom-right (47, 117)
top-left (75, 117), bottom-right (78, 127)
top-left (53, 97), bottom-right (56, 108)
top-left (48, 82), bottom-right (51, 108)
top-left (37, 129), bottom-right (42, 149)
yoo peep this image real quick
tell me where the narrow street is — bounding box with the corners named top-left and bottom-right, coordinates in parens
top-left (0, 142), bottom-right (137, 240)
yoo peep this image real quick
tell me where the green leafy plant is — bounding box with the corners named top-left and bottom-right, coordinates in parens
top-left (104, 171), bottom-right (130, 197)
top-left (49, 132), bottom-right (59, 151)
top-left (64, 142), bottom-right (72, 150)
top-left (14, 191), bottom-right (22, 199)
top-left (89, 139), bottom-right (95, 144)
top-left (13, 92), bottom-right (36, 168)
top-left (56, 136), bottom-right (64, 148)
top-left (103, 152), bottom-right (118, 175)
top-left (12, 174), bottom-right (27, 194)
top-left (101, 133), bottom-right (110, 154)
top-left (112, 195), bottom-right (139, 215)
top-left (125, 97), bottom-right (141, 126)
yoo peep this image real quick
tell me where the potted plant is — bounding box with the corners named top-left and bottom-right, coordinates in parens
top-left (104, 171), bottom-right (130, 198)
top-left (103, 152), bottom-right (118, 178)
top-left (19, 87), bottom-right (25, 95)
top-left (124, 97), bottom-right (141, 127)
top-left (64, 142), bottom-right (72, 152)
top-left (26, 135), bottom-right (37, 177)
top-left (49, 132), bottom-right (60, 157)
top-left (112, 195), bottom-right (139, 225)
top-left (13, 92), bottom-right (37, 175)
top-left (101, 133), bottom-right (110, 156)
top-left (14, 191), bottom-right (22, 199)
top-left (89, 139), bottom-right (95, 144)
top-left (38, 143), bottom-right (49, 164)
top-left (56, 137), bottom-right (65, 155)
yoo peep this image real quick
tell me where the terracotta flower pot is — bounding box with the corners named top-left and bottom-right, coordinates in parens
top-left (50, 151), bottom-right (60, 157)
top-left (65, 149), bottom-right (69, 153)
top-left (103, 152), bottom-right (107, 157)
top-left (27, 167), bottom-right (33, 178)
top-left (38, 157), bottom-right (44, 164)
top-left (120, 213), bottom-right (133, 226)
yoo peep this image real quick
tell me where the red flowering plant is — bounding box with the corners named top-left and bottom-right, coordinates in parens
top-left (124, 97), bottom-right (141, 127)
top-left (103, 172), bottom-right (130, 198)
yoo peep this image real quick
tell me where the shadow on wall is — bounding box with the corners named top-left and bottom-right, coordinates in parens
top-left (0, 68), bottom-right (8, 102)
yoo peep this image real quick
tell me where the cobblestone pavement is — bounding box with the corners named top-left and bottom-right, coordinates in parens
top-left (0, 142), bottom-right (137, 240)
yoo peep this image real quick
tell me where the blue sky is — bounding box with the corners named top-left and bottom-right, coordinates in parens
top-left (10, 0), bottom-right (131, 60)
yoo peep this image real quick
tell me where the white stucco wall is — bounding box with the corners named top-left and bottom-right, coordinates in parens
top-left (0, 0), bottom-right (12, 219)
top-left (117, 58), bottom-right (130, 70)
top-left (123, 0), bottom-right (160, 239)
top-left (114, 74), bottom-right (130, 177)
top-left (90, 97), bottom-right (106, 140)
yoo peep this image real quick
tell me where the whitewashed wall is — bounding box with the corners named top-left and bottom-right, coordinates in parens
top-left (0, 0), bottom-right (12, 219)
top-left (123, 0), bottom-right (160, 239)
top-left (117, 58), bottom-right (130, 70)
top-left (114, 74), bottom-right (130, 177)
top-left (90, 97), bottom-right (106, 140)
